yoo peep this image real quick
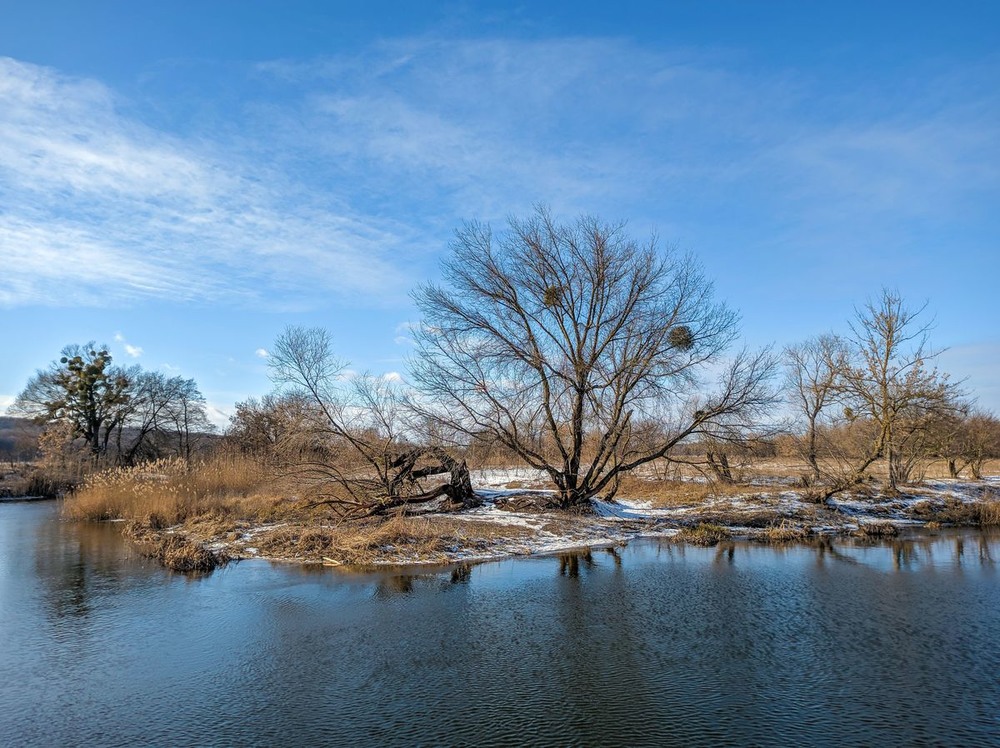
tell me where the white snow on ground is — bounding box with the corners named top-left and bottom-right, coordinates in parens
top-left (213, 474), bottom-right (998, 566)
top-left (239, 523), bottom-right (288, 541)
top-left (471, 467), bottom-right (551, 488)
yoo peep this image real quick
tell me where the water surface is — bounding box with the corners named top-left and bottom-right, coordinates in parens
top-left (1, 501), bottom-right (998, 746)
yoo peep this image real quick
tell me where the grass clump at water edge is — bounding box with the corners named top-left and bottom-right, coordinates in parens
top-left (674, 523), bottom-right (731, 547)
top-left (254, 515), bottom-right (533, 565)
top-left (124, 521), bottom-right (230, 573)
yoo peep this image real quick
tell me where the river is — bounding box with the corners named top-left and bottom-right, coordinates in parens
top-left (1, 500), bottom-right (998, 747)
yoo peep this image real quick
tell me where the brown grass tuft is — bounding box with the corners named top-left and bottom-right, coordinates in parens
top-left (976, 498), bottom-right (1000, 527)
top-left (853, 521), bottom-right (900, 539)
top-left (124, 522), bottom-right (229, 573)
top-left (674, 523), bottom-right (731, 546)
top-left (756, 521), bottom-right (812, 544)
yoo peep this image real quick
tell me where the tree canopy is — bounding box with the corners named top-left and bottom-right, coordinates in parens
top-left (411, 208), bottom-right (777, 507)
top-left (11, 342), bottom-right (212, 464)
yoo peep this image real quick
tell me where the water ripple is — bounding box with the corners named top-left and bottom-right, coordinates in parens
top-left (2, 504), bottom-right (998, 747)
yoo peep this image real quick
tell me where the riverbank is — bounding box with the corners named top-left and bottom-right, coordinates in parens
top-left (131, 470), bottom-right (1000, 569)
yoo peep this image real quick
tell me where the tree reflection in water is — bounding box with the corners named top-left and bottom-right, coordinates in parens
top-left (699, 530), bottom-right (1000, 571)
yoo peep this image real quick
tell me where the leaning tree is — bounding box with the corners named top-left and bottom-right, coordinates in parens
top-left (411, 207), bottom-right (777, 509)
top-left (268, 326), bottom-right (478, 519)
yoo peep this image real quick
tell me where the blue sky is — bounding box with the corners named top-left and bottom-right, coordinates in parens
top-left (1, 1), bottom-right (998, 426)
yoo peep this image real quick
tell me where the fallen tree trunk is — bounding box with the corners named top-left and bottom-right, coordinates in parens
top-left (304, 446), bottom-right (480, 519)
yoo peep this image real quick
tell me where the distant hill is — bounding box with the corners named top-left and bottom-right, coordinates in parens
top-left (0, 416), bottom-right (42, 460)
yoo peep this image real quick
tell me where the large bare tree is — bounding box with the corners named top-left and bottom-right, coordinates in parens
top-left (411, 208), bottom-right (777, 508)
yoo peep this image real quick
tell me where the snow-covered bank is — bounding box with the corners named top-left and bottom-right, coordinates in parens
top-left (188, 476), bottom-right (999, 567)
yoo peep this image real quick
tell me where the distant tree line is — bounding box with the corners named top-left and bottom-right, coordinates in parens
top-left (782, 289), bottom-right (998, 495)
top-left (10, 343), bottom-right (213, 468)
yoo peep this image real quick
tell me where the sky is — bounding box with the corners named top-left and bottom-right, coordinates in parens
top-left (1, 0), bottom-right (998, 427)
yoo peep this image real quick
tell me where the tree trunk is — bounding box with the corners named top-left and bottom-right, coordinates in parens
top-left (806, 416), bottom-right (820, 482)
top-left (707, 451), bottom-right (734, 483)
top-left (447, 457), bottom-right (478, 509)
top-left (970, 460), bottom-right (983, 480)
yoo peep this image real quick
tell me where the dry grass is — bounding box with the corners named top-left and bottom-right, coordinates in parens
top-left (123, 522), bottom-right (229, 573)
top-left (64, 454), bottom-right (294, 569)
top-left (59, 454), bottom-right (1000, 568)
top-left (979, 498), bottom-right (1000, 527)
top-left (674, 523), bottom-right (731, 546)
top-left (853, 522), bottom-right (900, 539)
top-left (755, 521), bottom-right (812, 544)
top-left (253, 515), bottom-right (533, 565)
top-left (904, 493), bottom-right (1000, 527)
top-left (615, 476), bottom-right (747, 507)
top-left (64, 454), bottom-right (276, 526)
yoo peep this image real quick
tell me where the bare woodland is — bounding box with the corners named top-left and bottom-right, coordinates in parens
top-left (9, 210), bottom-right (1000, 518)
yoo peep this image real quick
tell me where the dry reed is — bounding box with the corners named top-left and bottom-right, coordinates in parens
top-left (674, 523), bottom-right (731, 546)
top-left (65, 454), bottom-right (273, 526)
top-left (615, 476), bottom-right (746, 507)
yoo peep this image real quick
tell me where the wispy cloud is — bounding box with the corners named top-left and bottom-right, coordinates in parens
top-left (256, 38), bottom-right (998, 249)
top-left (254, 348), bottom-right (270, 359)
top-left (0, 57), bottom-right (410, 309)
top-left (2, 41), bottom-right (996, 317)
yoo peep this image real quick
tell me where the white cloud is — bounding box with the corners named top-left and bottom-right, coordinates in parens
top-left (1, 42), bottom-right (995, 320)
top-left (255, 348), bottom-right (270, 358)
top-left (382, 371), bottom-right (403, 383)
top-left (112, 331), bottom-right (143, 358)
top-left (0, 394), bottom-right (14, 412)
top-left (0, 57), bottom-right (411, 309)
top-left (204, 402), bottom-right (233, 430)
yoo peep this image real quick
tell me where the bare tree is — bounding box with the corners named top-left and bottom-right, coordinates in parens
top-left (937, 409), bottom-right (1000, 479)
top-left (269, 326), bottom-right (477, 519)
top-left (783, 334), bottom-right (850, 483)
top-left (111, 372), bottom-right (209, 463)
top-left (227, 392), bottom-right (314, 459)
top-left (411, 208), bottom-right (778, 508)
top-left (839, 289), bottom-right (963, 491)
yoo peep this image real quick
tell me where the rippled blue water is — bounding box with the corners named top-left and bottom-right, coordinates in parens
top-left (2, 500), bottom-right (999, 747)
